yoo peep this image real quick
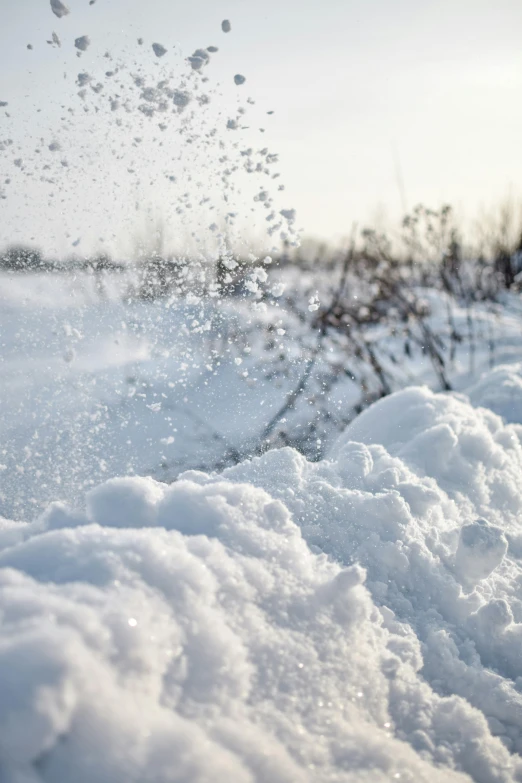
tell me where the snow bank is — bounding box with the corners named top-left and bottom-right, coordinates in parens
top-left (2, 388), bottom-right (522, 781)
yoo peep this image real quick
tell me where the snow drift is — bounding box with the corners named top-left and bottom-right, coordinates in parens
top-left (2, 385), bottom-right (522, 781)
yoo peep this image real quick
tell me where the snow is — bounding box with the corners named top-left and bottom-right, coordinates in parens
top-left (172, 89), bottom-right (191, 110)
top-left (467, 364), bottom-right (522, 424)
top-left (74, 36), bottom-right (91, 53)
top-left (6, 269), bottom-right (522, 524)
top-left (76, 72), bottom-right (91, 87)
top-left (188, 49), bottom-right (210, 71)
top-left (3, 383), bottom-right (522, 780)
top-left (1, 8), bottom-right (296, 259)
top-left (3, 5), bottom-right (522, 779)
top-left (50, 0), bottom-right (69, 19)
top-left (152, 43), bottom-right (167, 58)
top-left (280, 208), bottom-right (296, 223)
top-left (454, 519), bottom-right (508, 587)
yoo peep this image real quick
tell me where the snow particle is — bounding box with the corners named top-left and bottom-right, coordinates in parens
top-left (221, 19), bottom-right (231, 33)
top-left (77, 72), bottom-right (91, 86)
top-left (75, 36), bottom-right (91, 52)
top-left (50, 0), bottom-right (70, 18)
top-left (280, 208), bottom-right (296, 223)
top-left (152, 43), bottom-right (167, 58)
top-left (188, 48), bottom-right (210, 71)
top-left (172, 90), bottom-right (191, 110)
top-left (234, 74), bottom-right (246, 86)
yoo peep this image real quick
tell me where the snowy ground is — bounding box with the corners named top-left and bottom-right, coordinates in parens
top-left (4, 373), bottom-right (522, 781)
top-left (2, 269), bottom-right (522, 520)
top-left (0, 270), bottom-right (304, 519)
top-left (3, 272), bottom-right (522, 781)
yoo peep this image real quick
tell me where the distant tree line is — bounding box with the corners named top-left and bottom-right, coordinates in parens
top-left (0, 244), bottom-right (125, 273)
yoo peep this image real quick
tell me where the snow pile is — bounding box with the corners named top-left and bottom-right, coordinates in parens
top-left (2, 388), bottom-right (522, 780)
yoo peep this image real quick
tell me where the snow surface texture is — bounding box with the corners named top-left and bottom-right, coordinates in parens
top-left (2, 387), bottom-right (522, 781)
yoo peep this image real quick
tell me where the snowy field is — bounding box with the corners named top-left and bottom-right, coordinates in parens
top-left (3, 270), bottom-right (522, 782)
top-left (4, 269), bottom-right (522, 522)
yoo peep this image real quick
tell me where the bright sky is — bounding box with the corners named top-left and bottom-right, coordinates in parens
top-left (1, 0), bottom-right (521, 256)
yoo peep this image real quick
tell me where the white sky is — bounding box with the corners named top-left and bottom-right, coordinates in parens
top-left (1, 0), bottom-right (521, 256)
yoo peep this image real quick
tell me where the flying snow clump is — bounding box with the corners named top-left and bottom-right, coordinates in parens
top-left (280, 208), bottom-right (296, 223)
top-left (188, 48), bottom-right (210, 71)
top-left (74, 36), bottom-right (91, 52)
top-left (50, 0), bottom-right (69, 18)
top-left (152, 43), bottom-right (167, 58)
top-left (172, 90), bottom-right (191, 111)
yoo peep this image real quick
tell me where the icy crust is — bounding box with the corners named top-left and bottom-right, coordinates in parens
top-left (2, 390), bottom-right (522, 781)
